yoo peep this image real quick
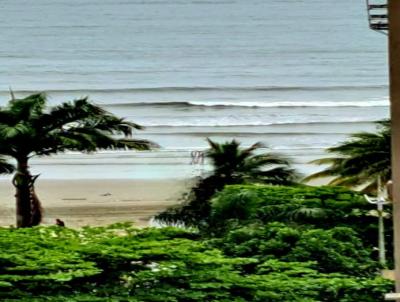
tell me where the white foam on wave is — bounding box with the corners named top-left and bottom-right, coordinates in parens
top-left (141, 119), bottom-right (378, 127)
top-left (187, 100), bottom-right (389, 108)
top-left (104, 98), bottom-right (389, 109)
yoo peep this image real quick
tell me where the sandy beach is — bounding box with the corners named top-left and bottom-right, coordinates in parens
top-left (0, 179), bottom-right (189, 228)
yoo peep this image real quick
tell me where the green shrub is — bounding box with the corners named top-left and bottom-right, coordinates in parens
top-left (0, 224), bottom-right (392, 301)
top-left (211, 222), bottom-right (379, 276)
top-left (209, 185), bottom-right (384, 245)
top-left (211, 185), bottom-right (369, 223)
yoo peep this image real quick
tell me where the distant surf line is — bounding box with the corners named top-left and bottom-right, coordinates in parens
top-left (143, 132), bottom-right (349, 136)
top-left (104, 100), bottom-right (389, 108)
top-left (140, 120), bottom-right (380, 127)
top-left (0, 84), bottom-right (388, 95)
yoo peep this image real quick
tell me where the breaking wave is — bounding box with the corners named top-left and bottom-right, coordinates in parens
top-left (105, 100), bottom-right (388, 109)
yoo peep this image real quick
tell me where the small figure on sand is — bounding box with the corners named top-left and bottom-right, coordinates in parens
top-left (55, 218), bottom-right (65, 227)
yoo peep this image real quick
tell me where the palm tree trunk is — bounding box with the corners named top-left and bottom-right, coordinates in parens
top-left (13, 157), bottom-right (33, 228)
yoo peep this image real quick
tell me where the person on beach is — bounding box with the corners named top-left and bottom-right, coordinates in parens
top-left (55, 218), bottom-right (65, 227)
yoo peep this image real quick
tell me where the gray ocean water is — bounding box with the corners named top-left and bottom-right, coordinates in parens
top-left (0, 0), bottom-right (390, 179)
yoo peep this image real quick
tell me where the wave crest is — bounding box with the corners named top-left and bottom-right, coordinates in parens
top-left (105, 100), bottom-right (389, 109)
top-left (0, 84), bottom-right (387, 95)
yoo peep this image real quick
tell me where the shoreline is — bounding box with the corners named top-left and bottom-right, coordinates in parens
top-left (0, 177), bottom-right (331, 228)
top-left (0, 179), bottom-right (189, 228)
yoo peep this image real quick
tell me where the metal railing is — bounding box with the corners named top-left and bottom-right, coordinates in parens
top-left (366, 0), bottom-right (388, 33)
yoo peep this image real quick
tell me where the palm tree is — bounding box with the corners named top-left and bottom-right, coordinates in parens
top-left (156, 139), bottom-right (298, 227)
top-left (206, 138), bottom-right (298, 185)
top-left (0, 93), bottom-right (154, 227)
top-left (304, 120), bottom-right (390, 193)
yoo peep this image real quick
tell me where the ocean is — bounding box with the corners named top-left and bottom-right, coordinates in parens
top-left (0, 0), bottom-right (389, 179)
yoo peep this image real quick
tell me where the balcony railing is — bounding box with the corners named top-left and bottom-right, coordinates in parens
top-left (366, 0), bottom-right (388, 32)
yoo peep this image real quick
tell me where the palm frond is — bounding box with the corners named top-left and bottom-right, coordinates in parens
top-left (205, 138), bottom-right (299, 185)
top-left (304, 120), bottom-right (390, 191)
top-left (0, 93), bottom-right (154, 159)
top-left (303, 168), bottom-right (337, 182)
top-left (0, 157), bottom-right (14, 174)
top-left (248, 153), bottom-right (290, 167)
top-left (8, 93), bottom-right (46, 120)
top-left (255, 166), bottom-right (300, 185)
top-left (309, 157), bottom-right (341, 165)
top-left (289, 207), bottom-right (331, 221)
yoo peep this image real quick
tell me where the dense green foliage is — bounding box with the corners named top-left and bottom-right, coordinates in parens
top-left (156, 139), bottom-right (298, 227)
top-left (304, 120), bottom-right (390, 193)
top-left (209, 184), bottom-right (394, 262)
top-left (0, 185), bottom-right (394, 301)
top-left (0, 223), bottom-right (392, 302)
top-left (211, 185), bottom-right (368, 223)
top-left (209, 185), bottom-right (382, 243)
top-left (213, 223), bottom-right (377, 275)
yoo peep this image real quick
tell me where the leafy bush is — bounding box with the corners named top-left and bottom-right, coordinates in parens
top-left (252, 259), bottom-right (391, 302)
top-left (0, 224), bottom-right (392, 301)
top-left (0, 183), bottom-right (393, 301)
top-left (209, 185), bottom-right (384, 244)
top-left (212, 222), bottom-right (378, 275)
top-left (211, 185), bottom-right (368, 223)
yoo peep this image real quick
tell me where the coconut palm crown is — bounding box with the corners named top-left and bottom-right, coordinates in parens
top-left (304, 120), bottom-right (390, 193)
top-left (0, 92), bottom-right (155, 227)
top-left (206, 138), bottom-right (298, 185)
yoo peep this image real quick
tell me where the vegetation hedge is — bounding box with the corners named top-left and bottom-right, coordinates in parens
top-left (209, 185), bottom-right (387, 244)
top-left (211, 185), bottom-right (368, 223)
top-left (0, 223), bottom-right (393, 301)
top-left (210, 223), bottom-right (378, 276)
